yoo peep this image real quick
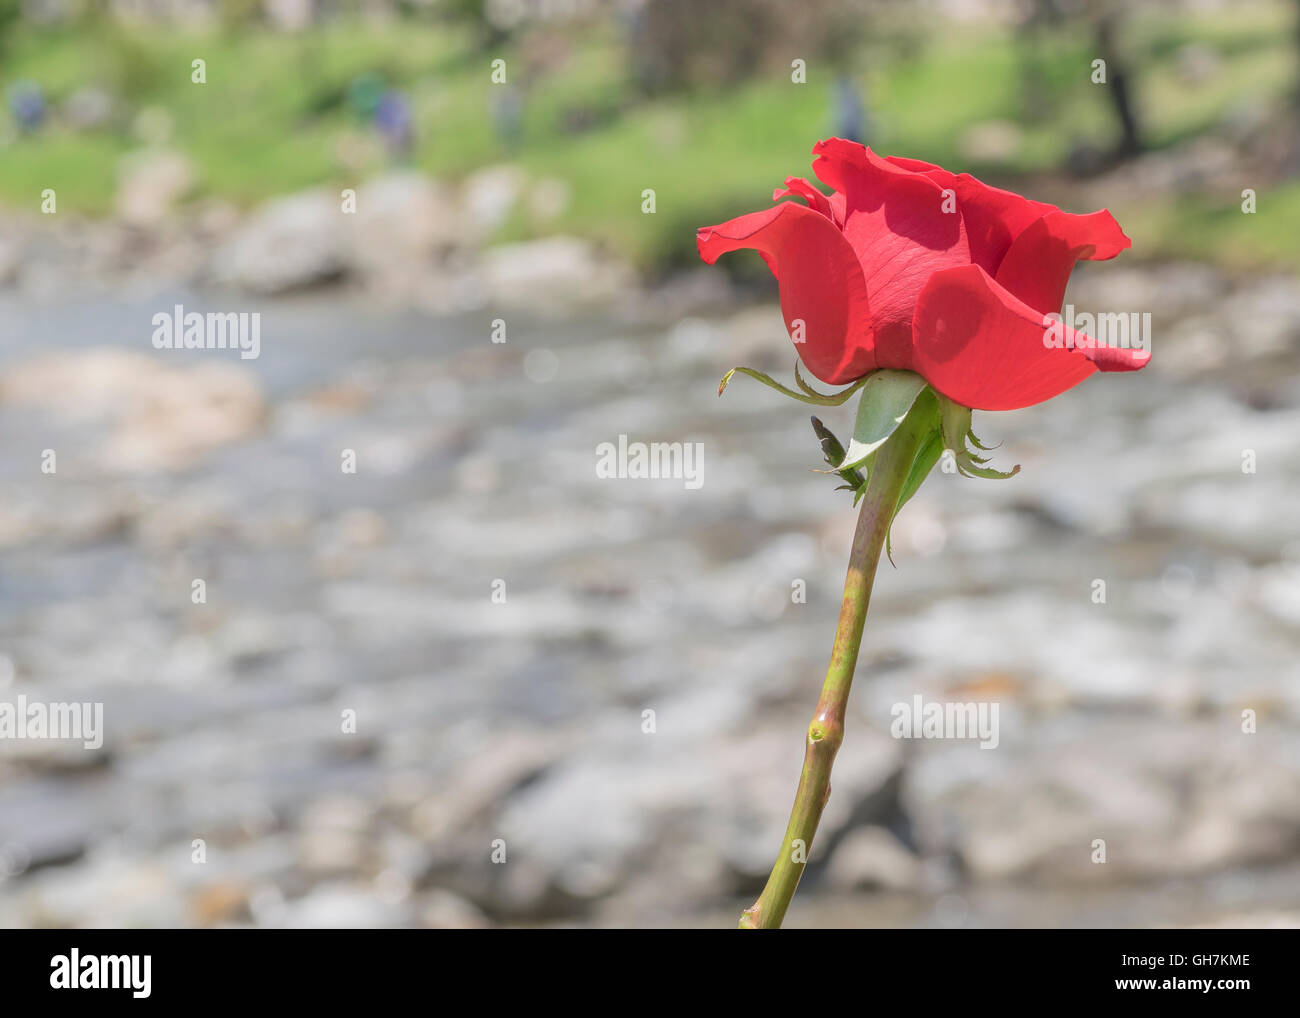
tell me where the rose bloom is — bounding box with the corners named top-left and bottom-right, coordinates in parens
top-left (697, 138), bottom-right (1149, 411)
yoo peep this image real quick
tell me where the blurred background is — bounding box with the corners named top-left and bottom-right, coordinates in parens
top-left (0, 0), bottom-right (1298, 928)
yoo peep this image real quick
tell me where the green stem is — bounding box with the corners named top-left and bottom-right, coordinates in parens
top-left (738, 406), bottom-right (928, 929)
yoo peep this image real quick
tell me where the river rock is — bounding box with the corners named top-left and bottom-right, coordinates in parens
top-left (116, 149), bottom-right (195, 229)
top-left (211, 189), bottom-right (347, 293)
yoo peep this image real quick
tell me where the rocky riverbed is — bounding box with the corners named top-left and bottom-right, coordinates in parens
top-left (0, 250), bottom-right (1297, 928)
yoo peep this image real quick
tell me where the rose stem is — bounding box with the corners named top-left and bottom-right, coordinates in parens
top-left (738, 407), bottom-right (927, 929)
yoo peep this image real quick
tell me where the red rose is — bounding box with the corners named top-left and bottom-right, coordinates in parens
top-left (696, 138), bottom-right (1149, 411)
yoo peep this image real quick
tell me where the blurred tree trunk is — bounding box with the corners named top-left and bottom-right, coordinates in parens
top-left (1294, 0), bottom-right (1300, 108)
top-left (1094, 11), bottom-right (1143, 159)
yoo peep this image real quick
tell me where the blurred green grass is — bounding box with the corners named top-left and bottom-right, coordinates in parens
top-left (1, 1), bottom-right (1296, 271)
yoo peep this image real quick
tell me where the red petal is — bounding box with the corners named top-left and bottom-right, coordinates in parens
top-left (884, 156), bottom-right (1057, 277)
top-left (994, 208), bottom-right (1131, 315)
top-left (771, 176), bottom-right (835, 222)
top-left (945, 175), bottom-right (1058, 277)
top-left (697, 201), bottom-right (876, 384)
top-left (911, 264), bottom-right (1149, 411)
top-left (810, 138), bottom-right (969, 370)
top-left (883, 155), bottom-right (946, 174)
